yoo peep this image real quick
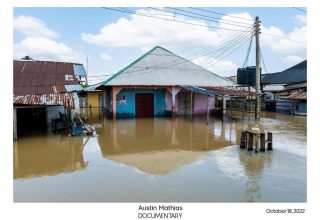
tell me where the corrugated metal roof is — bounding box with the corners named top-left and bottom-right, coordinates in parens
top-left (102, 46), bottom-right (236, 87)
top-left (287, 91), bottom-right (307, 100)
top-left (261, 60), bottom-right (307, 85)
top-left (262, 84), bottom-right (285, 92)
top-left (207, 87), bottom-right (255, 96)
top-left (181, 86), bottom-right (222, 96)
top-left (85, 82), bottom-right (103, 91)
top-left (14, 60), bottom-right (84, 95)
top-left (64, 84), bottom-right (84, 92)
top-left (13, 92), bottom-right (79, 109)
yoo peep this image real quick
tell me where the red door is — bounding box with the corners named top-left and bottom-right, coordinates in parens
top-left (135, 93), bottom-right (154, 117)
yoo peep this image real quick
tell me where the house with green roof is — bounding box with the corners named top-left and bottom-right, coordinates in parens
top-left (91, 46), bottom-right (237, 117)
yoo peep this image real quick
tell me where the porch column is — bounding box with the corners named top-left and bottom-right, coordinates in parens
top-left (171, 87), bottom-right (181, 117)
top-left (112, 87), bottom-right (122, 119)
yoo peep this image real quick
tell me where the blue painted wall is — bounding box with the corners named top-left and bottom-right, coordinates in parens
top-left (110, 88), bottom-right (169, 117)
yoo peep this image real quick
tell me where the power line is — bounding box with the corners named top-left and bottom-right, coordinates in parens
top-left (261, 32), bottom-right (306, 44)
top-left (199, 31), bottom-right (252, 67)
top-left (243, 35), bottom-right (254, 67)
top-left (205, 34), bottom-right (253, 69)
top-left (189, 7), bottom-right (254, 21)
top-left (102, 7), bottom-right (253, 32)
top-left (167, 7), bottom-right (253, 26)
top-left (260, 48), bottom-right (268, 74)
top-left (198, 28), bottom-right (254, 66)
top-left (292, 7), bottom-right (307, 13)
top-left (148, 7), bottom-right (253, 28)
top-left (202, 32), bottom-right (253, 68)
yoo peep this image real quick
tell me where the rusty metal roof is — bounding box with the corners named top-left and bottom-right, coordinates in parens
top-left (13, 92), bottom-right (79, 109)
top-left (287, 91), bottom-right (307, 100)
top-left (14, 60), bottom-right (85, 95)
top-left (206, 87), bottom-right (255, 96)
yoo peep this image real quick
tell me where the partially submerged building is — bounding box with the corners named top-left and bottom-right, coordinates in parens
top-left (90, 46), bottom-right (252, 118)
top-left (261, 60), bottom-right (307, 115)
top-left (13, 59), bottom-right (87, 139)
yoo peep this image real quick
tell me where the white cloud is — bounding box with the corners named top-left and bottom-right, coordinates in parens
top-left (192, 56), bottom-right (238, 76)
top-left (13, 16), bottom-right (85, 63)
top-left (81, 9), bottom-right (253, 53)
top-left (14, 37), bottom-right (85, 63)
top-left (280, 55), bottom-right (304, 64)
top-left (14, 15), bottom-right (59, 38)
top-left (294, 14), bottom-right (307, 25)
top-left (100, 53), bottom-right (111, 61)
top-left (260, 25), bottom-right (306, 53)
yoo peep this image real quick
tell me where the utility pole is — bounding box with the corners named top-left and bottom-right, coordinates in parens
top-left (255, 16), bottom-right (261, 120)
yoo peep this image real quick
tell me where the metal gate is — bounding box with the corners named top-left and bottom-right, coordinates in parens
top-left (178, 92), bottom-right (193, 115)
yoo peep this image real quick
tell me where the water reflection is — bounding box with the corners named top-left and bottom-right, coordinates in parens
top-left (13, 108), bottom-right (306, 202)
top-left (96, 117), bottom-right (234, 175)
top-left (238, 150), bottom-right (273, 202)
top-left (14, 135), bottom-right (88, 179)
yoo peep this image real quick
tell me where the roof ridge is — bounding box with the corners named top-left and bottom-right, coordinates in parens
top-left (101, 46), bottom-right (161, 85)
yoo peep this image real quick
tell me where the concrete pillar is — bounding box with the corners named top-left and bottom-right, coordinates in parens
top-left (267, 132), bottom-right (273, 151)
top-left (13, 108), bottom-right (17, 140)
top-left (112, 87), bottom-right (122, 119)
top-left (222, 96), bottom-right (227, 115)
top-left (260, 132), bottom-right (266, 152)
top-left (171, 87), bottom-right (181, 117)
top-left (248, 133), bottom-right (254, 151)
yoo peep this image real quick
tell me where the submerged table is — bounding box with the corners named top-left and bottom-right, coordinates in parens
top-left (240, 129), bottom-right (273, 152)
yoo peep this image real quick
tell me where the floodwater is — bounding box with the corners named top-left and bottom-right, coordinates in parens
top-left (13, 109), bottom-right (306, 202)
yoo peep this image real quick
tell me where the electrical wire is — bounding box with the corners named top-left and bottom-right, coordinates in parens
top-left (261, 32), bottom-right (306, 44)
top-left (292, 7), bottom-right (307, 13)
top-left (148, 7), bottom-right (253, 28)
top-left (167, 7), bottom-right (254, 26)
top-left (260, 48), bottom-right (268, 74)
top-left (188, 7), bottom-right (254, 21)
top-left (200, 31), bottom-right (253, 67)
top-left (205, 34), bottom-right (254, 69)
top-left (102, 7), bottom-right (253, 32)
top-left (243, 35), bottom-right (254, 67)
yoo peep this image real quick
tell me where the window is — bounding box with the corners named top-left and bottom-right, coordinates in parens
top-left (65, 74), bottom-right (74, 81)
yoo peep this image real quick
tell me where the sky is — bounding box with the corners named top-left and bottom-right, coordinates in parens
top-left (13, 7), bottom-right (307, 85)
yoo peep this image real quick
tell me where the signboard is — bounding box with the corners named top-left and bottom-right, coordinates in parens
top-left (116, 95), bottom-right (126, 104)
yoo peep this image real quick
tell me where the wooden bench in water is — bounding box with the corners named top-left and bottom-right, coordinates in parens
top-left (240, 129), bottom-right (273, 152)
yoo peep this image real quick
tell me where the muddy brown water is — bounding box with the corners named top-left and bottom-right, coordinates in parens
top-left (13, 109), bottom-right (306, 202)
